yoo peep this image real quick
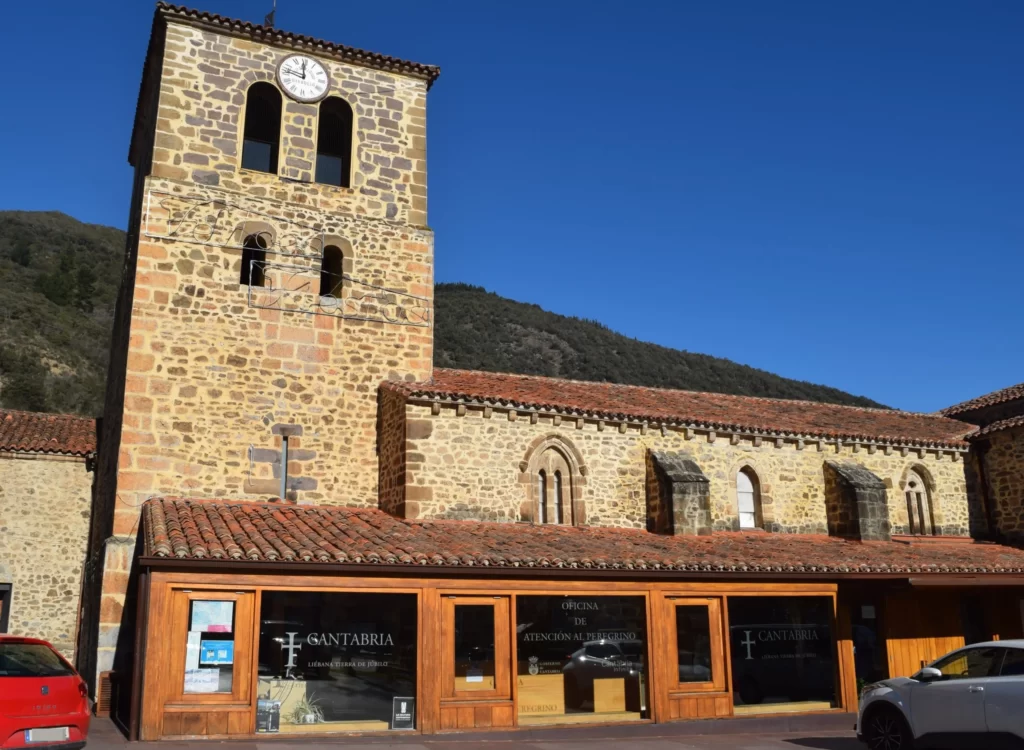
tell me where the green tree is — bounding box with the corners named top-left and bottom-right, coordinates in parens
top-left (76, 265), bottom-right (97, 312)
top-left (10, 242), bottom-right (31, 267)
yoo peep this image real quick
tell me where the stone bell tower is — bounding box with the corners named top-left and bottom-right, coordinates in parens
top-left (81, 2), bottom-right (439, 682)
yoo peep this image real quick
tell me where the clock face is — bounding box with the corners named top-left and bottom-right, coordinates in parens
top-left (276, 55), bottom-right (330, 102)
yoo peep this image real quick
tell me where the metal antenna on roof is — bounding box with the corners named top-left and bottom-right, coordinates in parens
top-left (264, 0), bottom-right (276, 28)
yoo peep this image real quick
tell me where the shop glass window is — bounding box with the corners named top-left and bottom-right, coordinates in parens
top-left (184, 600), bottom-right (235, 694)
top-left (515, 595), bottom-right (648, 724)
top-left (453, 604), bottom-right (496, 691)
top-left (256, 591), bottom-right (417, 733)
top-left (727, 596), bottom-right (837, 712)
top-left (676, 606), bottom-right (713, 684)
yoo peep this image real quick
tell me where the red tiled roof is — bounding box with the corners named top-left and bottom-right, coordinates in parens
top-left (0, 410), bottom-right (96, 457)
top-left (141, 498), bottom-right (1024, 576)
top-left (941, 382), bottom-right (1024, 418)
top-left (973, 415), bottom-right (1024, 439)
top-left (157, 4), bottom-right (440, 86)
top-left (384, 369), bottom-right (975, 449)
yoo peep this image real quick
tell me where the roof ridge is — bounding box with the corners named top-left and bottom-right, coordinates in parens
top-left (155, 3), bottom-right (440, 84)
top-left (0, 408), bottom-right (95, 421)
top-left (940, 381), bottom-right (1024, 416)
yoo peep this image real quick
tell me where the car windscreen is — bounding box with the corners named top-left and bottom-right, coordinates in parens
top-left (0, 643), bottom-right (75, 677)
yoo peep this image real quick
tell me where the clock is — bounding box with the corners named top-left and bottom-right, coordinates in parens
top-left (276, 55), bottom-right (330, 102)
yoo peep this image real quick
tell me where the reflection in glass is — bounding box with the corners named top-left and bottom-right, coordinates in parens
top-left (516, 596), bottom-right (647, 724)
top-left (728, 596), bottom-right (836, 712)
top-left (676, 606), bottom-right (713, 683)
top-left (454, 605), bottom-right (495, 691)
top-left (256, 591), bottom-right (416, 733)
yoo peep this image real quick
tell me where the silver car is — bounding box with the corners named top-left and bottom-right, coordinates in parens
top-left (857, 640), bottom-right (1024, 749)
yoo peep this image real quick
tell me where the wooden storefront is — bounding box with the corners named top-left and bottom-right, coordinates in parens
top-left (133, 564), bottom-right (863, 741)
top-left (124, 500), bottom-right (1024, 741)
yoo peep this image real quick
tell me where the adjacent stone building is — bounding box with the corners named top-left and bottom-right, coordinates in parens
top-left (0, 409), bottom-right (96, 659)
top-left (379, 369), bottom-right (973, 537)
top-left (942, 383), bottom-right (1024, 540)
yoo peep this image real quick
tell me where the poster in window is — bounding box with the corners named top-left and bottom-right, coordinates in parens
top-left (184, 668), bottom-right (221, 693)
top-left (200, 640), bottom-right (235, 665)
top-left (190, 600), bottom-right (234, 633)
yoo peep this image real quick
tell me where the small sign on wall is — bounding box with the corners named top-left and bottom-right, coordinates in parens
top-left (391, 697), bottom-right (415, 730)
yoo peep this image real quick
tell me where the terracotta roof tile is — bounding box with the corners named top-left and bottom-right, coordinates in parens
top-left (142, 498), bottom-right (1024, 576)
top-left (973, 415), bottom-right (1024, 439)
top-left (0, 410), bottom-right (96, 456)
top-left (157, 4), bottom-right (440, 86)
top-left (941, 382), bottom-right (1024, 418)
top-left (384, 369), bottom-right (975, 449)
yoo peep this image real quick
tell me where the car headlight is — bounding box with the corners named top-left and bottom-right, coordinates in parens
top-left (860, 682), bottom-right (884, 695)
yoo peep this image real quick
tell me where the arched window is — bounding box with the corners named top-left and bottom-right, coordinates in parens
top-left (532, 448), bottom-right (572, 525)
top-left (315, 97), bottom-right (353, 187)
top-left (240, 233), bottom-right (267, 287)
top-left (904, 469), bottom-right (935, 535)
top-left (319, 245), bottom-right (344, 297)
top-left (537, 470), bottom-right (547, 524)
top-left (242, 82), bottom-right (282, 174)
top-left (737, 467), bottom-right (762, 530)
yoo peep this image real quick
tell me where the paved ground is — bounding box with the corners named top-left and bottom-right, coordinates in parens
top-left (88, 716), bottom-right (862, 750)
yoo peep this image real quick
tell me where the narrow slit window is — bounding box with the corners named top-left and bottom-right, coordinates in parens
top-left (240, 234), bottom-right (268, 287)
top-left (319, 245), bottom-right (344, 298)
top-left (553, 471), bottom-right (563, 524)
top-left (537, 470), bottom-right (547, 525)
top-left (242, 82), bottom-right (282, 174)
top-left (315, 97), bottom-right (353, 188)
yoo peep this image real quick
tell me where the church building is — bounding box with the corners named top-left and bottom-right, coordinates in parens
top-left (63, 2), bottom-right (1024, 740)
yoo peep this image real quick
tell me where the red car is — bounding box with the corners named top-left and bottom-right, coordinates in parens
top-left (0, 636), bottom-right (90, 750)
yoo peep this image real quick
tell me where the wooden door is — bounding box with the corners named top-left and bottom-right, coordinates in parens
top-left (438, 596), bottom-right (514, 730)
top-left (441, 596), bottom-right (511, 700)
top-left (669, 598), bottom-right (726, 693)
top-left (158, 589), bottom-right (256, 738)
top-left (662, 596), bottom-right (731, 721)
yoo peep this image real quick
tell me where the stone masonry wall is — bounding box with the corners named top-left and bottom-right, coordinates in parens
top-left (155, 22), bottom-right (429, 227)
top-left (982, 429), bottom-right (1024, 539)
top-left (377, 387), bottom-right (407, 516)
top-left (401, 402), bottom-right (971, 535)
top-left (0, 454), bottom-right (93, 660)
top-left (94, 19), bottom-right (435, 678)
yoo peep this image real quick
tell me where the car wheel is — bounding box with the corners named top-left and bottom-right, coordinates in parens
top-left (864, 706), bottom-right (914, 750)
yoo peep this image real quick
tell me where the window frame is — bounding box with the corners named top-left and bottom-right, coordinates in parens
top-left (168, 590), bottom-right (255, 706)
top-left (240, 234), bottom-right (268, 288)
top-left (903, 470), bottom-right (935, 536)
top-left (925, 646), bottom-right (1003, 681)
top-left (440, 596), bottom-right (511, 701)
top-left (669, 597), bottom-right (726, 694)
top-left (241, 82), bottom-right (283, 176)
top-left (314, 96), bottom-right (354, 188)
top-left (736, 467), bottom-right (763, 530)
top-left (998, 647), bottom-right (1024, 676)
top-left (318, 245), bottom-right (345, 299)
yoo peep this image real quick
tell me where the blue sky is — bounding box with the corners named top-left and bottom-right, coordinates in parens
top-left (1, 1), bottom-right (1021, 412)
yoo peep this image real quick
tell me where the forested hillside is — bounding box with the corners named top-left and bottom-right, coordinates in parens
top-left (0, 211), bottom-right (884, 415)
